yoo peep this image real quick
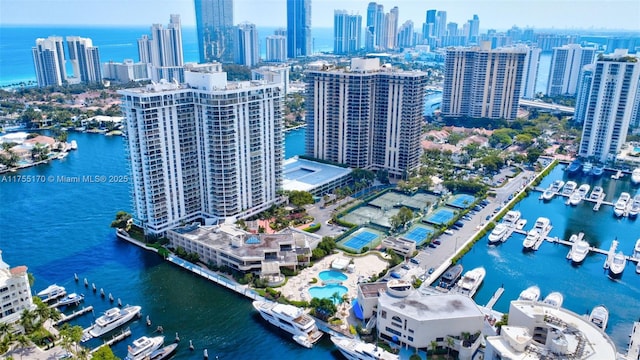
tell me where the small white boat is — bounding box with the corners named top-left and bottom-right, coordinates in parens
top-left (562, 181), bottom-right (577, 196)
top-left (518, 285), bottom-right (540, 302)
top-left (570, 240), bottom-right (590, 264)
top-left (146, 343), bottom-right (178, 360)
top-left (550, 180), bottom-right (565, 192)
top-left (330, 335), bottom-right (399, 360)
top-left (634, 238), bottom-right (640, 259)
top-left (126, 336), bottom-right (165, 360)
top-left (589, 305), bottom-right (609, 330)
top-left (503, 210), bottom-right (521, 225)
top-left (522, 229), bottom-right (540, 251)
top-left (453, 267), bottom-right (486, 297)
top-left (70, 140), bottom-right (78, 150)
top-left (569, 191), bottom-right (582, 206)
top-left (542, 292), bottom-right (564, 308)
top-left (488, 224), bottom-right (509, 244)
top-left (582, 162), bottom-right (593, 175)
top-left (614, 192), bottom-right (631, 217)
top-left (534, 217), bottom-right (551, 232)
top-left (56, 293), bottom-right (84, 307)
top-left (37, 284), bottom-right (66, 302)
top-left (542, 188), bottom-right (555, 201)
top-left (516, 219), bottom-right (527, 230)
top-left (608, 251), bottom-right (626, 278)
top-left (632, 167), bottom-right (640, 184)
top-left (589, 186), bottom-right (604, 200)
top-left (629, 194), bottom-right (640, 218)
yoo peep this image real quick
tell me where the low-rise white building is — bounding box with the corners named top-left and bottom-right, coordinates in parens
top-left (0, 250), bottom-right (35, 325)
top-left (375, 280), bottom-right (484, 359)
top-left (485, 300), bottom-right (618, 359)
top-left (167, 224), bottom-right (321, 275)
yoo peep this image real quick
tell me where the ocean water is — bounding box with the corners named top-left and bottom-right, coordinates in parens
top-left (0, 26), bottom-right (333, 87)
top-left (459, 165), bottom-right (640, 350)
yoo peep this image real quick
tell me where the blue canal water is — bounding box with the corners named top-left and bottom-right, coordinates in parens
top-left (0, 132), bottom-right (638, 356)
top-left (458, 164), bottom-right (640, 349)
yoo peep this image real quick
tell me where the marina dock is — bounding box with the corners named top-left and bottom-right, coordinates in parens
top-left (90, 328), bottom-right (132, 354)
top-left (627, 322), bottom-right (640, 360)
top-left (532, 187), bottom-right (614, 209)
top-left (485, 287), bottom-right (504, 310)
top-left (54, 306), bottom-right (94, 326)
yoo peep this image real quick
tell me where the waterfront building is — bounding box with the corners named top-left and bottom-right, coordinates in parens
top-left (365, 2), bottom-right (385, 52)
top-left (375, 281), bottom-right (484, 359)
top-left (287, 0), bottom-right (311, 57)
top-left (535, 34), bottom-right (577, 53)
top-left (0, 250), bottom-right (35, 325)
top-left (281, 157), bottom-right (352, 196)
top-left (235, 22), bottom-right (259, 67)
top-left (484, 300), bottom-right (617, 359)
top-left (138, 14), bottom-right (185, 83)
top-left (251, 65), bottom-right (290, 95)
top-left (304, 58), bottom-right (427, 178)
top-left (519, 45), bottom-right (542, 99)
top-left (166, 224), bottom-right (320, 276)
top-left (333, 10), bottom-right (362, 55)
top-left (120, 63), bottom-right (283, 236)
top-left (577, 50), bottom-right (640, 163)
top-left (32, 36), bottom-right (66, 87)
top-left (380, 237), bottom-right (416, 258)
top-left (546, 44), bottom-right (596, 96)
top-left (442, 45), bottom-right (526, 120)
top-left (66, 36), bottom-right (102, 84)
top-left (265, 35), bottom-right (287, 63)
top-left (194, 0), bottom-right (235, 63)
top-left (102, 59), bottom-right (150, 83)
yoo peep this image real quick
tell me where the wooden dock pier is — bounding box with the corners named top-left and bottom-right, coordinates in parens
top-left (485, 287), bottom-right (505, 310)
top-left (90, 328), bottom-right (132, 354)
top-left (54, 306), bottom-right (93, 326)
top-left (532, 187), bottom-right (614, 209)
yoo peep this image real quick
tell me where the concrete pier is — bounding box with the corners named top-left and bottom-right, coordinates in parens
top-left (90, 328), bottom-right (132, 353)
top-left (54, 306), bottom-right (94, 326)
top-left (485, 287), bottom-right (505, 310)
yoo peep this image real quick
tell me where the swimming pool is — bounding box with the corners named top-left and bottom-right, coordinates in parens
top-left (318, 270), bottom-right (347, 283)
top-left (308, 284), bottom-right (348, 303)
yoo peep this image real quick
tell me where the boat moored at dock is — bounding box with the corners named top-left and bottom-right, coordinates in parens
top-left (488, 224), bottom-right (509, 244)
top-left (37, 284), bottom-right (66, 302)
top-left (589, 186), bottom-right (604, 200)
top-left (566, 160), bottom-right (582, 174)
top-left (125, 336), bottom-right (165, 360)
top-left (614, 192), bottom-right (631, 217)
top-left (518, 285), bottom-right (541, 302)
top-left (330, 335), bottom-right (399, 360)
top-left (561, 181), bottom-right (577, 196)
top-left (452, 267), bottom-right (486, 297)
top-left (146, 343), bottom-right (178, 360)
top-left (589, 305), bottom-right (609, 330)
top-left (252, 300), bottom-right (323, 348)
top-left (569, 240), bottom-right (590, 264)
top-left (85, 305), bottom-right (142, 339)
top-left (438, 264), bottom-right (463, 290)
top-left (632, 167), bottom-right (640, 184)
top-left (522, 229), bottom-right (540, 251)
top-left (590, 165), bottom-right (604, 177)
top-left (542, 291), bottom-right (564, 308)
top-left (56, 293), bottom-right (84, 307)
top-left (629, 194), bottom-right (640, 218)
top-left (503, 210), bottom-right (521, 225)
top-left (582, 162), bottom-right (593, 175)
top-left (608, 251), bottom-right (626, 278)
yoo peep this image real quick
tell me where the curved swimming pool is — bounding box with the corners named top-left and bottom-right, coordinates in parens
top-left (318, 270), bottom-right (347, 283)
top-left (308, 284), bottom-right (348, 303)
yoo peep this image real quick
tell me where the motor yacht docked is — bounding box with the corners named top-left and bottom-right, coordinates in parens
top-left (614, 192), bottom-right (631, 217)
top-left (253, 300), bottom-right (323, 348)
top-left (518, 285), bottom-right (541, 302)
top-left (589, 305), bottom-right (609, 330)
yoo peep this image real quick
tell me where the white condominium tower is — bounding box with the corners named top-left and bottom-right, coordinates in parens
top-left (547, 44), bottom-right (596, 96)
top-left (305, 58), bottom-right (427, 178)
top-left (333, 10), bottom-right (362, 55)
top-left (442, 44), bottom-right (526, 120)
top-left (120, 63), bottom-right (283, 236)
top-left (265, 35), bottom-right (287, 62)
top-left (577, 50), bottom-right (640, 163)
top-left (32, 36), bottom-right (67, 87)
top-left (0, 250), bottom-right (35, 325)
top-left (519, 45), bottom-right (542, 99)
top-left (138, 14), bottom-right (184, 82)
top-left (66, 36), bottom-right (102, 84)
top-left (235, 22), bottom-right (259, 67)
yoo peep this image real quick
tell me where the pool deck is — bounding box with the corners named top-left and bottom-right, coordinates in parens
top-left (280, 252), bottom-right (390, 303)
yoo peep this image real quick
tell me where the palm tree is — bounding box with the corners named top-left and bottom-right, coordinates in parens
top-left (429, 340), bottom-right (438, 359)
top-left (446, 336), bottom-right (455, 359)
top-left (0, 322), bottom-right (11, 340)
top-left (14, 335), bottom-right (30, 360)
top-left (19, 309), bottom-right (36, 334)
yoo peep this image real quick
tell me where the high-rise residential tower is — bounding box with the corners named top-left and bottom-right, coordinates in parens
top-left (305, 58), bottom-right (427, 178)
top-left (381, 6), bottom-right (399, 50)
top-left (235, 22), bottom-right (259, 67)
top-left (138, 15), bottom-right (185, 82)
top-left (333, 10), bottom-right (362, 55)
top-left (287, 0), bottom-right (312, 57)
top-left (577, 50), bottom-right (640, 163)
top-left (194, 0), bottom-right (235, 63)
top-left (32, 36), bottom-right (66, 87)
top-left (66, 36), bottom-right (102, 84)
top-left (120, 63), bottom-right (283, 236)
top-left (547, 44), bottom-right (596, 96)
top-left (266, 35), bottom-right (287, 63)
top-left (519, 45), bottom-right (542, 99)
top-left (0, 250), bottom-right (35, 325)
top-left (397, 21), bottom-right (415, 49)
top-left (442, 45), bottom-right (526, 120)
top-left (365, 2), bottom-right (385, 52)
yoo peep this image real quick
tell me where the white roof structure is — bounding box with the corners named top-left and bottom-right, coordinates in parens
top-left (282, 157), bottom-right (351, 193)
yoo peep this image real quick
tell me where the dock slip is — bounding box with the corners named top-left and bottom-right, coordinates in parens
top-left (627, 322), bottom-right (640, 360)
top-left (90, 328), bottom-right (132, 354)
top-left (54, 306), bottom-right (93, 326)
top-left (532, 187), bottom-right (614, 209)
top-left (166, 255), bottom-right (264, 301)
top-left (485, 287), bottom-right (505, 310)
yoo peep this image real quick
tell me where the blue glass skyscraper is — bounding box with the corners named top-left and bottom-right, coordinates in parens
top-left (286, 0), bottom-right (311, 57)
top-left (194, 0), bottom-right (234, 63)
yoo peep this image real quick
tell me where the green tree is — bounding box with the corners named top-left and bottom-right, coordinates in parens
top-left (288, 190), bottom-right (314, 208)
top-left (526, 147), bottom-right (543, 164)
top-left (19, 309), bottom-right (36, 334)
top-left (58, 323), bottom-right (83, 355)
top-left (351, 169), bottom-right (375, 186)
top-left (376, 169), bottom-right (390, 184)
top-left (110, 211), bottom-right (132, 229)
top-left (390, 207), bottom-right (413, 231)
top-left (91, 345), bottom-right (119, 360)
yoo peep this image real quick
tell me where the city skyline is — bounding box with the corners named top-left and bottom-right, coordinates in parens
top-left (2, 0), bottom-right (640, 32)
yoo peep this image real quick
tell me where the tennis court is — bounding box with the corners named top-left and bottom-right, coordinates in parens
top-left (423, 207), bottom-right (457, 225)
top-left (339, 228), bottom-right (384, 252)
top-left (400, 225), bottom-right (435, 246)
top-left (447, 194), bottom-right (476, 209)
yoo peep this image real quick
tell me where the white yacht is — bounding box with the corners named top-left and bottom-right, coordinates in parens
top-left (86, 305), bottom-right (142, 339)
top-left (37, 284), bottom-right (66, 302)
top-left (330, 336), bottom-right (399, 360)
top-left (522, 229), bottom-right (540, 251)
top-left (589, 186), bottom-right (604, 200)
top-left (56, 293), bottom-right (84, 307)
top-left (125, 336), bottom-right (165, 360)
top-left (608, 251), bottom-right (626, 278)
top-left (568, 191), bottom-right (582, 206)
top-left (70, 140), bottom-right (78, 150)
top-left (253, 300), bottom-right (323, 348)
top-left (542, 292), bottom-right (564, 308)
top-left (569, 240), bottom-right (590, 264)
top-left (488, 224), bottom-right (509, 244)
top-left (541, 188), bottom-right (555, 201)
top-left (589, 305), bottom-right (609, 330)
top-left (503, 210), bottom-right (521, 225)
top-left (634, 239), bottom-right (640, 258)
top-left (614, 192), bottom-right (631, 217)
top-left (534, 217), bottom-right (551, 232)
top-left (629, 194), bottom-right (640, 218)
top-left (146, 344), bottom-right (178, 360)
top-left (582, 162), bottom-right (593, 175)
top-left (561, 181), bottom-right (577, 196)
top-left (550, 180), bottom-right (565, 192)
top-left (516, 219), bottom-right (527, 230)
top-left (518, 285), bottom-right (541, 302)
top-left (632, 167), bottom-right (640, 184)
top-left (453, 267), bottom-right (486, 297)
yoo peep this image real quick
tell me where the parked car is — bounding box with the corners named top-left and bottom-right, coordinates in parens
top-left (410, 258), bottom-right (421, 264)
top-left (433, 240), bottom-right (441, 245)
top-left (401, 264), bottom-right (411, 270)
top-left (390, 271), bottom-right (402, 279)
top-left (444, 229), bottom-right (454, 235)
top-left (428, 267), bottom-right (435, 274)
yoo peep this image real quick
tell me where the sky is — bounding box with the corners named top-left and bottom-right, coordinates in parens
top-left (1, 0), bottom-right (639, 31)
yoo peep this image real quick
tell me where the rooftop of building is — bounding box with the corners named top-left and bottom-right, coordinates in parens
top-left (358, 282), bottom-right (389, 299)
top-left (282, 156), bottom-right (352, 193)
top-left (488, 300), bottom-right (618, 359)
top-left (378, 290), bottom-right (484, 321)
